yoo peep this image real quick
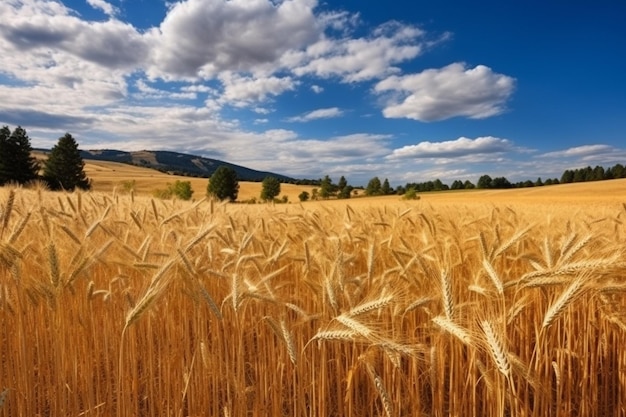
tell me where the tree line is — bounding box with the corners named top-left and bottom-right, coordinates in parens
top-left (0, 126), bottom-right (91, 191)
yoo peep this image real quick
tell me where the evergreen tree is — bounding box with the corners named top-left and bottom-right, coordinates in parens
top-left (207, 166), bottom-right (239, 201)
top-left (337, 176), bottom-right (348, 191)
top-left (560, 170), bottom-right (574, 184)
top-left (381, 178), bottom-right (392, 195)
top-left (43, 133), bottom-right (91, 191)
top-left (260, 176), bottom-right (281, 201)
top-left (0, 126), bottom-right (40, 186)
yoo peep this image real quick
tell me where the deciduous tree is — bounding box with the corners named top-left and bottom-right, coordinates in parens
top-left (260, 176), bottom-right (281, 201)
top-left (207, 166), bottom-right (239, 201)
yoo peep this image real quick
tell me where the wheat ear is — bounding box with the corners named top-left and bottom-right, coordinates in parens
top-left (432, 315), bottom-right (472, 345)
top-left (542, 275), bottom-right (586, 329)
top-left (1, 190), bottom-right (15, 239)
top-left (481, 320), bottom-right (511, 378)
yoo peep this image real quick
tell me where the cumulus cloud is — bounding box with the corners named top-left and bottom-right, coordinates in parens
top-left (86, 0), bottom-right (119, 17)
top-left (287, 107), bottom-right (344, 122)
top-left (375, 63), bottom-right (515, 121)
top-left (387, 136), bottom-right (513, 159)
top-left (291, 21), bottom-right (425, 82)
top-left (218, 73), bottom-right (298, 107)
top-left (146, 0), bottom-right (321, 79)
top-left (0, 3), bottom-right (147, 69)
top-left (311, 85), bottom-right (324, 93)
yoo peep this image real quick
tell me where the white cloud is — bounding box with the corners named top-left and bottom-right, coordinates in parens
top-left (134, 79), bottom-right (197, 100)
top-left (311, 85), bottom-right (324, 93)
top-left (86, 0), bottom-right (119, 17)
top-left (291, 21), bottom-right (425, 82)
top-left (388, 136), bottom-right (513, 159)
top-left (0, 2), bottom-right (147, 70)
top-left (218, 72), bottom-right (298, 107)
top-left (540, 144), bottom-right (614, 158)
top-left (375, 63), bottom-right (515, 121)
top-left (146, 0), bottom-right (321, 79)
top-left (287, 107), bottom-right (344, 122)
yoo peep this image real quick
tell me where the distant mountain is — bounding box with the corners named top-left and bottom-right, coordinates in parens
top-left (77, 149), bottom-right (296, 182)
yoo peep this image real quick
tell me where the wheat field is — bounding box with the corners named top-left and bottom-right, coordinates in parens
top-left (0, 179), bottom-right (625, 416)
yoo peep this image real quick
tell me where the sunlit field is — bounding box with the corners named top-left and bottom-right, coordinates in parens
top-left (0, 168), bottom-right (625, 416)
top-left (82, 159), bottom-right (313, 202)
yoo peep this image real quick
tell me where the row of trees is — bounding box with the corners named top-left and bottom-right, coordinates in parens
top-left (0, 126), bottom-right (91, 191)
top-left (206, 167), bottom-right (288, 203)
top-left (560, 164), bottom-right (626, 183)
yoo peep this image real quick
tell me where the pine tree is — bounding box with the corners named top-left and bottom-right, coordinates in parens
top-left (0, 126), bottom-right (39, 186)
top-left (381, 178), bottom-right (392, 195)
top-left (43, 133), bottom-right (91, 191)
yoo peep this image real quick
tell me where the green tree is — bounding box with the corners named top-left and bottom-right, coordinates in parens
top-left (477, 175), bottom-right (493, 189)
top-left (260, 176), bottom-right (281, 201)
top-left (337, 185), bottom-right (353, 199)
top-left (560, 170), bottom-right (574, 184)
top-left (207, 166), bottom-right (239, 201)
top-left (491, 177), bottom-right (512, 189)
top-left (43, 133), bottom-right (91, 191)
top-left (450, 180), bottom-right (464, 190)
top-left (0, 126), bottom-right (39, 186)
top-left (319, 175), bottom-right (333, 199)
top-left (170, 180), bottom-right (193, 200)
top-left (403, 187), bottom-right (420, 200)
top-left (381, 178), bottom-right (392, 195)
top-left (298, 191), bottom-right (310, 202)
top-left (463, 180), bottom-right (475, 189)
top-left (337, 176), bottom-right (348, 191)
top-left (365, 176), bottom-right (382, 196)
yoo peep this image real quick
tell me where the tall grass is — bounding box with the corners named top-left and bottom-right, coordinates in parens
top-left (0, 187), bottom-right (625, 416)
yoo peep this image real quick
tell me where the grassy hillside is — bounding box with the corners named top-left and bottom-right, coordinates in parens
top-left (84, 159), bottom-right (314, 202)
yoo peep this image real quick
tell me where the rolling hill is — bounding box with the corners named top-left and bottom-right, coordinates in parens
top-left (68, 149), bottom-right (296, 182)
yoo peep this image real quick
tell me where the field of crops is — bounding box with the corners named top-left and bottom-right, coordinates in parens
top-left (1, 180), bottom-right (625, 416)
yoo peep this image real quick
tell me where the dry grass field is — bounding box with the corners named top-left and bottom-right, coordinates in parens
top-left (83, 159), bottom-right (313, 202)
top-left (0, 163), bottom-right (625, 416)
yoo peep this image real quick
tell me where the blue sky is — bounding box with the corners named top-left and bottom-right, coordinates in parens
top-left (0, 0), bottom-right (624, 186)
